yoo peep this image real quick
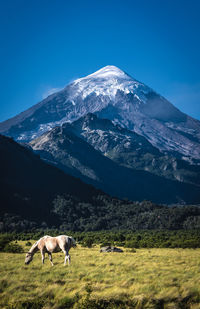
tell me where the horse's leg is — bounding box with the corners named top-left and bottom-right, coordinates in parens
top-left (41, 251), bottom-right (45, 264)
top-left (48, 253), bottom-right (54, 266)
top-left (68, 254), bottom-right (71, 265)
top-left (64, 250), bottom-right (68, 265)
top-left (63, 250), bottom-right (70, 265)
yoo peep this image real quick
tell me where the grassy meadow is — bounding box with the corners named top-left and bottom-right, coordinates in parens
top-left (0, 241), bottom-right (200, 308)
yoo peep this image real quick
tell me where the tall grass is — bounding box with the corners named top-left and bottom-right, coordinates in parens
top-left (0, 242), bottom-right (200, 308)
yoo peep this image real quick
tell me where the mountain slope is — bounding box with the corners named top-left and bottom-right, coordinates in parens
top-left (2, 134), bottom-right (200, 232)
top-left (29, 123), bottom-right (200, 204)
top-left (65, 113), bottom-right (200, 186)
top-left (1, 65), bottom-right (200, 161)
top-left (0, 134), bottom-right (105, 224)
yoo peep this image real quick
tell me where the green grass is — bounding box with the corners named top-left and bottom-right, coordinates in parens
top-left (0, 241), bottom-right (200, 308)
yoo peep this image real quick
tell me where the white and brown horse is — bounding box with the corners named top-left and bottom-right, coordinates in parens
top-left (25, 235), bottom-right (76, 266)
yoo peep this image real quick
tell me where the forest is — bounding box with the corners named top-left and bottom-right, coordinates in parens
top-left (1, 195), bottom-right (200, 232)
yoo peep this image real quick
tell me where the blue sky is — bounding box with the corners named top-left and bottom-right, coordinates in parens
top-left (0, 0), bottom-right (200, 121)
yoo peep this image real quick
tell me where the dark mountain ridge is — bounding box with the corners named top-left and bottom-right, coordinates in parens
top-left (0, 134), bottom-right (104, 224)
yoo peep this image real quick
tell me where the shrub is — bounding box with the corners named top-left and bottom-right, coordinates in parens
top-left (82, 238), bottom-right (93, 248)
top-left (0, 234), bottom-right (13, 251)
top-left (125, 240), bottom-right (139, 248)
top-left (4, 243), bottom-right (23, 253)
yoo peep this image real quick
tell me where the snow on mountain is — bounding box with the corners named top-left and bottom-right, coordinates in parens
top-left (70, 65), bottom-right (150, 102)
top-left (0, 65), bottom-right (200, 161)
top-left (79, 65), bottom-right (130, 79)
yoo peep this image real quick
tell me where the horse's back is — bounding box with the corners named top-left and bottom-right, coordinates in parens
top-left (37, 235), bottom-right (58, 252)
top-left (37, 235), bottom-right (50, 247)
top-left (56, 235), bottom-right (73, 249)
top-left (56, 235), bottom-right (69, 244)
top-left (38, 235), bottom-right (73, 252)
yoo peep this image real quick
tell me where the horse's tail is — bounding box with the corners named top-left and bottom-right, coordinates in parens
top-left (69, 236), bottom-right (76, 248)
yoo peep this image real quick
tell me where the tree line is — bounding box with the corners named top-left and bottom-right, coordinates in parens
top-left (1, 195), bottom-right (200, 232)
top-left (1, 229), bottom-right (200, 251)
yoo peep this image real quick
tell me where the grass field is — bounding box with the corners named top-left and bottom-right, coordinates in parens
top-left (0, 241), bottom-right (200, 308)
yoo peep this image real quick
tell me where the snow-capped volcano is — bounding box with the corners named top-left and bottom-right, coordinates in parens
top-left (70, 65), bottom-right (150, 101)
top-left (0, 65), bottom-right (200, 161)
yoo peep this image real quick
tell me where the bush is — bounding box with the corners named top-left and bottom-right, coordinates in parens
top-left (125, 240), bottom-right (139, 248)
top-left (0, 234), bottom-right (13, 251)
top-left (82, 238), bottom-right (93, 248)
top-left (4, 243), bottom-right (23, 253)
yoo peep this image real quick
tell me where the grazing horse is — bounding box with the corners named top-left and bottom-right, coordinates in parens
top-left (25, 235), bottom-right (76, 266)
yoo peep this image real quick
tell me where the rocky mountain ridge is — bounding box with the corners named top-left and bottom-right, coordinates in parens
top-left (29, 116), bottom-right (200, 204)
top-left (62, 113), bottom-right (200, 186)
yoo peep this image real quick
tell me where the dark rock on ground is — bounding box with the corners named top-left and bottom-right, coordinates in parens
top-left (100, 246), bottom-right (123, 253)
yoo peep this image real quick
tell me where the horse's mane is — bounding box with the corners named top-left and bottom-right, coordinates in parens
top-left (29, 236), bottom-right (47, 253)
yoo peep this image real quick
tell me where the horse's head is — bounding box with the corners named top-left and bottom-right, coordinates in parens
top-left (25, 252), bottom-right (33, 265)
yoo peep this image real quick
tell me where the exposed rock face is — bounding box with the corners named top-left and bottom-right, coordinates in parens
top-left (28, 116), bottom-right (200, 204)
top-left (62, 113), bottom-right (200, 186)
top-left (0, 65), bottom-right (200, 161)
top-left (100, 246), bottom-right (123, 253)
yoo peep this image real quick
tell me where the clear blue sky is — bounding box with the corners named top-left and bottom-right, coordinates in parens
top-left (0, 0), bottom-right (200, 121)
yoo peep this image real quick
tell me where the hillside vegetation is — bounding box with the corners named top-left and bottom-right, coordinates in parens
top-left (1, 230), bottom-right (200, 249)
top-left (2, 199), bottom-right (200, 232)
